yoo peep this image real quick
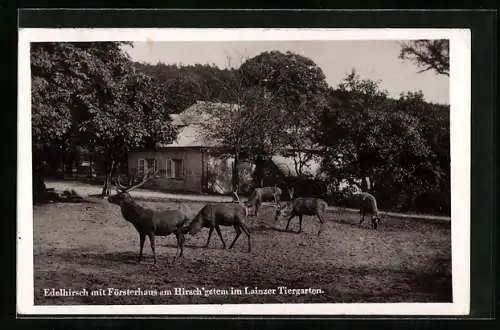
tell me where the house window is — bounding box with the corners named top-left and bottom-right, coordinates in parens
top-left (137, 158), bottom-right (158, 177)
top-left (166, 158), bottom-right (184, 179)
top-left (173, 159), bottom-right (183, 178)
top-left (138, 159), bottom-right (145, 177)
top-left (147, 158), bottom-right (158, 173)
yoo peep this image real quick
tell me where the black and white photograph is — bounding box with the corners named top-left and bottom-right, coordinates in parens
top-left (18, 28), bottom-right (470, 315)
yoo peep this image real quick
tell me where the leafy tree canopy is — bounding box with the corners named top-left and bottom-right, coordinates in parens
top-left (399, 39), bottom-right (450, 76)
top-left (31, 42), bottom-right (177, 195)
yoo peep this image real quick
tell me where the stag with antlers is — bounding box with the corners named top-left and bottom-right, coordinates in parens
top-left (108, 169), bottom-right (190, 264)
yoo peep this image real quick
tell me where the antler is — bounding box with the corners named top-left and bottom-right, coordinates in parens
top-left (232, 190), bottom-right (249, 217)
top-left (121, 168), bottom-right (160, 193)
top-left (233, 190), bottom-right (241, 202)
top-left (115, 175), bottom-right (128, 192)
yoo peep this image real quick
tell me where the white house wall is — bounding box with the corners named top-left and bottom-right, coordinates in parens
top-left (206, 154), bottom-right (255, 194)
top-left (127, 150), bottom-right (359, 195)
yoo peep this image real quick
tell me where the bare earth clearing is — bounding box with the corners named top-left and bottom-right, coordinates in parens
top-left (33, 196), bottom-right (451, 305)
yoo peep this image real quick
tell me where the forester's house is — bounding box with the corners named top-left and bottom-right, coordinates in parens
top-left (128, 101), bottom-right (249, 194)
top-left (127, 101), bottom-right (325, 194)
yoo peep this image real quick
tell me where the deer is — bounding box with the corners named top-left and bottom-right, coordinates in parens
top-left (244, 185), bottom-right (288, 216)
top-left (181, 192), bottom-right (251, 253)
top-left (352, 191), bottom-right (382, 230)
top-left (107, 169), bottom-right (190, 264)
top-left (274, 188), bottom-right (328, 236)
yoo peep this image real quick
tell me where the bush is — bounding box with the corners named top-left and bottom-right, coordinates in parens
top-left (33, 169), bottom-right (48, 202)
top-left (329, 189), bottom-right (358, 209)
top-left (285, 176), bottom-right (328, 200)
top-left (413, 190), bottom-right (451, 215)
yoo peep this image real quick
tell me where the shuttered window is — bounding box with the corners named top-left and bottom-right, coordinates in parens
top-left (173, 159), bottom-right (183, 178)
top-left (166, 158), bottom-right (184, 179)
top-left (137, 159), bottom-right (145, 177)
top-left (146, 158), bottom-right (158, 173)
top-left (164, 159), bottom-right (170, 178)
top-left (138, 158), bottom-right (158, 177)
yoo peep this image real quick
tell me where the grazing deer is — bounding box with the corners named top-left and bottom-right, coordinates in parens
top-left (108, 169), bottom-right (189, 264)
top-left (245, 185), bottom-right (288, 216)
top-left (274, 189), bottom-right (328, 236)
top-left (352, 192), bottom-right (382, 230)
top-left (182, 198), bottom-right (251, 253)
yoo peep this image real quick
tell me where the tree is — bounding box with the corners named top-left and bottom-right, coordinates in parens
top-left (199, 51), bottom-right (330, 191)
top-left (238, 51), bottom-right (330, 184)
top-left (31, 42), bottom-right (124, 196)
top-left (316, 71), bottom-right (391, 191)
top-left (315, 70), bottom-right (450, 214)
top-left (31, 42), bottom-right (177, 196)
top-left (316, 71), bottom-right (438, 207)
top-left (399, 39), bottom-right (450, 76)
top-left (393, 91), bottom-right (450, 213)
top-left (134, 62), bottom-right (235, 113)
top-left (198, 56), bottom-right (283, 192)
top-left (79, 70), bottom-right (177, 195)
top-left (136, 55), bottom-right (291, 190)
top-left (373, 108), bottom-right (434, 210)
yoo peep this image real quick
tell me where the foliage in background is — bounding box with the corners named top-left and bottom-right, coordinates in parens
top-left (32, 43), bottom-right (450, 214)
top-left (135, 52), bottom-right (330, 190)
top-left (399, 39), bottom-right (450, 76)
top-left (315, 71), bottom-right (450, 214)
top-left (31, 42), bottom-right (177, 196)
top-left (134, 62), bottom-right (235, 113)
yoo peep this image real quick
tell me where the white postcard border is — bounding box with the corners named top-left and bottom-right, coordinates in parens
top-left (17, 28), bottom-right (471, 316)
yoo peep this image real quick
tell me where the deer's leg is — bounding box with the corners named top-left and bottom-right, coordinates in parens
top-left (285, 214), bottom-right (295, 232)
top-left (148, 233), bottom-right (157, 264)
top-left (229, 224), bottom-right (242, 249)
top-left (273, 206), bottom-right (280, 224)
top-left (254, 201), bottom-right (260, 216)
top-left (215, 225), bottom-right (227, 249)
top-left (205, 227), bottom-right (214, 247)
top-left (240, 223), bottom-right (251, 252)
top-left (173, 231), bottom-right (183, 263)
top-left (317, 214), bottom-right (325, 236)
top-left (138, 233), bottom-right (146, 263)
top-left (297, 215), bottom-right (303, 233)
top-left (371, 216), bottom-right (378, 230)
top-left (359, 209), bottom-right (365, 226)
top-left (179, 232), bottom-right (186, 257)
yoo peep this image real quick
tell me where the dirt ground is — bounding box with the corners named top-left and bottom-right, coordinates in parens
top-left (33, 196), bottom-right (452, 305)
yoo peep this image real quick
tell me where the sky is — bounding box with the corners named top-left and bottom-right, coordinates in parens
top-left (123, 40), bottom-right (449, 105)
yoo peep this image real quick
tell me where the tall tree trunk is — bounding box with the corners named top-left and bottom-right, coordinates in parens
top-left (365, 176), bottom-right (372, 192)
top-left (101, 159), bottom-right (116, 196)
top-left (232, 153), bottom-right (240, 195)
top-left (61, 149), bottom-right (66, 179)
top-left (101, 172), bottom-right (109, 197)
top-left (359, 168), bottom-right (370, 192)
top-left (88, 156), bottom-right (93, 180)
top-left (32, 152), bottom-right (47, 202)
top-left (255, 155), bottom-right (265, 188)
top-left (65, 148), bottom-right (74, 177)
